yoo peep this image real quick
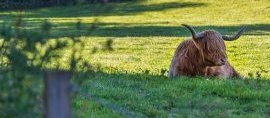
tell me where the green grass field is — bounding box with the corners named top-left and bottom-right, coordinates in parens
top-left (1, 0), bottom-right (270, 117)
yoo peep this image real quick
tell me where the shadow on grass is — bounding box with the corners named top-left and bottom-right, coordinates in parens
top-left (8, 22), bottom-right (270, 38)
top-left (1, 1), bottom-right (206, 18)
top-left (78, 23), bottom-right (270, 37)
top-left (74, 70), bottom-right (270, 117)
top-left (1, 1), bottom-right (268, 38)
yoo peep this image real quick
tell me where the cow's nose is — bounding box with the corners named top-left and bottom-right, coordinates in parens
top-left (220, 59), bottom-right (226, 65)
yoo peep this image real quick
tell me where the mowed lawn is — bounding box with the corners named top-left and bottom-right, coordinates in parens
top-left (1, 0), bottom-right (270, 117)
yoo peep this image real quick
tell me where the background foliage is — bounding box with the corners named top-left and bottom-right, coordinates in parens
top-left (0, 15), bottom-right (108, 117)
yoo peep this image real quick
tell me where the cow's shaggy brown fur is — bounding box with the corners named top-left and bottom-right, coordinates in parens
top-left (168, 24), bottom-right (246, 78)
top-left (204, 62), bottom-right (239, 78)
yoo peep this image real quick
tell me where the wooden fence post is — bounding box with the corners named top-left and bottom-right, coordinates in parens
top-left (44, 71), bottom-right (72, 118)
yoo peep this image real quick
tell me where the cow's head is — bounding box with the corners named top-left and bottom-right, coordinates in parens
top-left (182, 24), bottom-right (246, 66)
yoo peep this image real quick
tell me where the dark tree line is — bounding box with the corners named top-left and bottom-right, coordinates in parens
top-left (0, 0), bottom-right (137, 10)
top-left (0, 0), bottom-right (76, 9)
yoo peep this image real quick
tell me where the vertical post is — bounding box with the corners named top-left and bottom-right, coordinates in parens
top-left (44, 71), bottom-right (72, 118)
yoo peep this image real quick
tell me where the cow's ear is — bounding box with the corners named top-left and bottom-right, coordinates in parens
top-left (192, 33), bottom-right (204, 49)
top-left (192, 32), bottom-right (204, 42)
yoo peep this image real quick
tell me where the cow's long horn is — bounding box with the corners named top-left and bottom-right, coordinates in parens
top-left (182, 24), bottom-right (197, 39)
top-left (222, 26), bottom-right (247, 41)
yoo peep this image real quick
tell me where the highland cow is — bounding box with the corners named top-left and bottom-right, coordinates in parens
top-left (168, 24), bottom-right (246, 78)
